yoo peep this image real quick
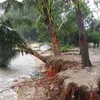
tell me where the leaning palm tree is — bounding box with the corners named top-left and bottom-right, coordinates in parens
top-left (0, 24), bottom-right (47, 67)
top-left (0, 24), bottom-right (26, 67)
top-left (0, 0), bottom-right (48, 67)
top-left (72, 0), bottom-right (92, 67)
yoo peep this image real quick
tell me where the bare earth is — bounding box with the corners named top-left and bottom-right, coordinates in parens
top-left (11, 48), bottom-right (100, 100)
top-left (0, 42), bottom-right (100, 100)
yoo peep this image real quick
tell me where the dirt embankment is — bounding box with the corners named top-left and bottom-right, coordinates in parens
top-left (12, 67), bottom-right (100, 100)
top-left (12, 48), bottom-right (100, 100)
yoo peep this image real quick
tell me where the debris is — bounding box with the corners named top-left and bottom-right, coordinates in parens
top-left (39, 44), bottom-right (51, 52)
top-left (30, 71), bottom-right (44, 79)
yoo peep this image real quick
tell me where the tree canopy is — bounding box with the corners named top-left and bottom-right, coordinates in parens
top-left (0, 0), bottom-right (99, 67)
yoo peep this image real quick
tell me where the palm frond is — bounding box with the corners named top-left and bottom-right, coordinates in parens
top-left (0, 24), bottom-right (28, 67)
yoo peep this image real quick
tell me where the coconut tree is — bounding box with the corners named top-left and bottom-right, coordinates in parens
top-left (0, 0), bottom-right (92, 67)
top-left (32, 0), bottom-right (61, 56)
top-left (0, 24), bottom-right (26, 67)
top-left (0, 0), bottom-right (49, 67)
top-left (0, 0), bottom-right (61, 56)
top-left (72, 0), bottom-right (92, 67)
top-left (0, 22), bottom-right (47, 67)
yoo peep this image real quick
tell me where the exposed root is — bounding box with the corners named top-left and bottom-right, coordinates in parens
top-left (45, 58), bottom-right (80, 74)
top-left (12, 74), bottom-right (100, 100)
top-left (64, 82), bottom-right (100, 100)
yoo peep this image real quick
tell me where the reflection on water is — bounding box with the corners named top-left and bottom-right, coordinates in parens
top-left (0, 53), bottom-right (43, 99)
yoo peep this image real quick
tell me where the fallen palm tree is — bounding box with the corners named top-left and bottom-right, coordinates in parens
top-left (0, 24), bottom-right (81, 69)
top-left (0, 24), bottom-right (48, 67)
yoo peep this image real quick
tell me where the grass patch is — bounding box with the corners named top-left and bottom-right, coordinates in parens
top-left (60, 44), bottom-right (75, 51)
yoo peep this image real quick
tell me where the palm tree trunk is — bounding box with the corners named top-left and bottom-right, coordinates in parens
top-left (42, 0), bottom-right (61, 56)
top-left (76, 6), bottom-right (92, 68)
top-left (19, 45), bottom-right (48, 63)
top-left (48, 22), bottom-right (61, 56)
top-left (27, 49), bottom-right (48, 63)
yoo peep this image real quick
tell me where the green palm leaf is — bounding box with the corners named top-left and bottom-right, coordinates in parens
top-left (0, 24), bottom-right (28, 67)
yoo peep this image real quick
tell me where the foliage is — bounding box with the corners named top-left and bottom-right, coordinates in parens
top-left (0, 0), bottom-right (93, 44)
top-left (60, 44), bottom-right (75, 51)
top-left (0, 0), bottom-right (23, 12)
top-left (0, 0), bottom-right (96, 66)
top-left (86, 19), bottom-right (100, 45)
top-left (0, 0), bottom-right (36, 40)
top-left (86, 31), bottom-right (100, 44)
top-left (0, 24), bottom-right (28, 67)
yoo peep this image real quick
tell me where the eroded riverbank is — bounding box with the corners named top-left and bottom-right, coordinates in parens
top-left (1, 48), bottom-right (100, 99)
top-left (11, 48), bottom-right (100, 100)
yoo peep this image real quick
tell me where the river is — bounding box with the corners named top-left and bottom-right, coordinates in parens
top-left (0, 53), bottom-right (44, 100)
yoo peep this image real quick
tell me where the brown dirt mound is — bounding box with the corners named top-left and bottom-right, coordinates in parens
top-left (12, 48), bottom-right (100, 100)
top-left (45, 57), bottom-right (81, 74)
top-left (12, 74), bottom-right (100, 100)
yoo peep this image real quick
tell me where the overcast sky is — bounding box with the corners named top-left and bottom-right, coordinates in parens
top-left (86, 0), bottom-right (100, 19)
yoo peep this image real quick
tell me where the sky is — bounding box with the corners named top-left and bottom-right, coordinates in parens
top-left (86, 0), bottom-right (100, 19)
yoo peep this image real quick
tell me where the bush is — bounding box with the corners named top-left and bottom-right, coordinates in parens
top-left (60, 44), bottom-right (75, 51)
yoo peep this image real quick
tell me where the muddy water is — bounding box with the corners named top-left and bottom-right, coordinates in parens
top-left (0, 53), bottom-right (44, 100)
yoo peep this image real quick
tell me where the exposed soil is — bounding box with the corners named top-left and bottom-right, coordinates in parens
top-left (11, 48), bottom-right (100, 100)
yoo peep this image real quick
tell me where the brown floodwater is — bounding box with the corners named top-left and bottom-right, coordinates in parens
top-left (0, 53), bottom-right (44, 100)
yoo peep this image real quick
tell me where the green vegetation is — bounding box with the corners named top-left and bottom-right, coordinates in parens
top-left (0, 24), bottom-right (27, 67)
top-left (60, 44), bottom-right (75, 51)
top-left (0, 0), bottom-right (100, 67)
